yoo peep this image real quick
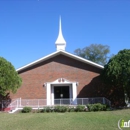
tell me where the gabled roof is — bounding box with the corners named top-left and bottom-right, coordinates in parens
top-left (16, 50), bottom-right (104, 72)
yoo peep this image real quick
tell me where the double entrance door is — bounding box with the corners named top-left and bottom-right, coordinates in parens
top-left (54, 86), bottom-right (70, 104)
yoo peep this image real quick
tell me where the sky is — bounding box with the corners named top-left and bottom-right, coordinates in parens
top-left (0, 0), bottom-right (130, 69)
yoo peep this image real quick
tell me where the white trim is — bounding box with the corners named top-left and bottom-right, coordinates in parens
top-left (72, 83), bottom-right (77, 104)
top-left (45, 78), bottom-right (78, 105)
top-left (51, 85), bottom-right (54, 106)
top-left (46, 83), bottom-right (51, 105)
top-left (61, 51), bottom-right (104, 69)
top-left (16, 51), bottom-right (60, 71)
top-left (16, 50), bottom-right (104, 72)
top-left (51, 84), bottom-right (72, 105)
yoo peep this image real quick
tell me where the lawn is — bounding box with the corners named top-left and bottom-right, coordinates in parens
top-left (0, 109), bottom-right (129, 130)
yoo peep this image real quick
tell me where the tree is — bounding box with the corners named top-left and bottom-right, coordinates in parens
top-left (101, 49), bottom-right (130, 100)
top-left (74, 44), bottom-right (111, 65)
top-left (0, 57), bottom-right (22, 97)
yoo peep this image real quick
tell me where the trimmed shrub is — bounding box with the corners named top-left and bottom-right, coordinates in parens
top-left (102, 104), bottom-right (107, 111)
top-left (44, 106), bottom-right (52, 113)
top-left (46, 107), bottom-right (51, 112)
top-left (87, 104), bottom-right (93, 112)
top-left (75, 105), bottom-right (85, 112)
top-left (21, 107), bottom-right (32, 113)
top-left (87, 103), bottom-right (107, 112)
top-left (68, 107), bottom-right (75, 112)
top-left (54, 106), bottom-right (68, 112)
top-left (40, 108), bottom-right (46, 113)
top-left (91, 103), bottom-right (102, 111)
top-left (37, 109), bottom-right (41, 113)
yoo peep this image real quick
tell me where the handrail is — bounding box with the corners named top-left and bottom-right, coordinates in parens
top-left (3, 97), bottom-right (111, 111)
top-left (9, 98), bottom-right (20, 110)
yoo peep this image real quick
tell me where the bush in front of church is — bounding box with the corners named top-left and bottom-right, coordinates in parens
top-left (21, 107), bottom-right (32, 113)
top-left (54, 106), bottom-right (68, 112)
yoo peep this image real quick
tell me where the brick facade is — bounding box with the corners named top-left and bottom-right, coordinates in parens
top-left (10, 54), bottom-right (103, 99)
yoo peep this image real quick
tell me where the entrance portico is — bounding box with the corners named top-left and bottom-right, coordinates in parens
top-left (44, 78), bottom-right (78, 105)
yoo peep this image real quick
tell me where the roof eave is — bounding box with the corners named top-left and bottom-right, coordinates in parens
top-left (62, 51), bottom-right (104, 69)
top-left (16, 51), bottom-right (61, 72)
top-left (16, 50), bottom-right (104, 72)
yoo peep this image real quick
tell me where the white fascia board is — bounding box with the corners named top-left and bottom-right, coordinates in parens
top-left (61, 51), bottom-right (104, 69)
top-left (16, 51), bottom-right (61, 72)
top-left (16, 50), bottom-right (104, 72)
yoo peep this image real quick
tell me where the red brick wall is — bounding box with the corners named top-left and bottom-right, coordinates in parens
top-left (10, 54), bottom-right (103, 99)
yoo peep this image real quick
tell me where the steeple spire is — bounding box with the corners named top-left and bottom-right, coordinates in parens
top-left (55, 16), bottom-right (66, 51)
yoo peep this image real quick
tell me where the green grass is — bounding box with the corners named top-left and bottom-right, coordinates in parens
top-left (0, 109), bottom-right (129, 130)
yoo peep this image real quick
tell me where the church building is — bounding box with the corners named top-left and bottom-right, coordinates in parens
top-left (10, 18), bottom-right (112, 106)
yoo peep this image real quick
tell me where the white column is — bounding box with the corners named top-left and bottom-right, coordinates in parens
top-left (51, 86), bottom-right (54, 105)
top-left (47, 83), bottom-right (51, 105)
top-left (69, 85), bottom-right (72, 99)
top-left (72, 83), bottom-right (77, 105)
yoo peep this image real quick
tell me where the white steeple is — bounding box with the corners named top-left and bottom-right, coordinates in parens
top-left (55, 16), bottom-right (66, 51)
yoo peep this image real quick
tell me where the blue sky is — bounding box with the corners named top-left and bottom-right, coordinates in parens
top-left (0, 0), bottom-right (130, 69)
